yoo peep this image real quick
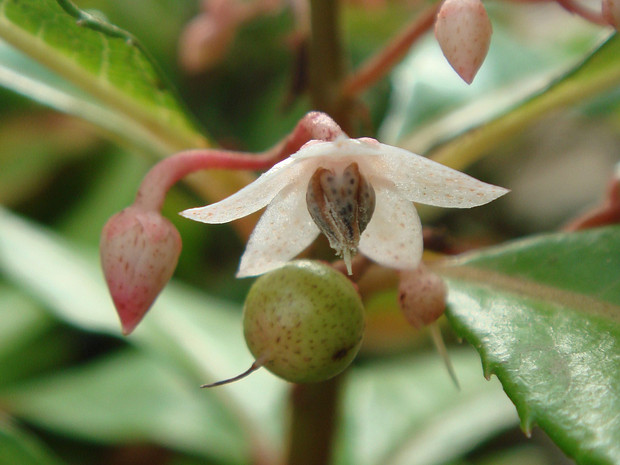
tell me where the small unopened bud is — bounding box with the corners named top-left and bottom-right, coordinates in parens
top-left (435, 0), bottom-right (492, 84)
top-left (603, 0), bottom-right (620, 28)
top-left (100, 206), bottom-right (182, 335)
top-left (306, 163), bottom-right (375, 274)
top-left (398, 263), bottom-right (447, 328)
top-left (399, 264), bottom-right (458, 387)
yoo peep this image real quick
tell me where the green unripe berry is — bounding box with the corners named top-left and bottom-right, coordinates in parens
top-left (243, 260), bottom-right (365, 383)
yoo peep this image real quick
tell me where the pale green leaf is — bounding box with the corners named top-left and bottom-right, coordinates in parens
top-left (335, 348), bottom-right (519, 465)
top-left (0, 0), bottom-right (206, 155)
top-left (1, 349), bottom-right (247, 463)
top-left (426, 33), bottom-right (620, 171)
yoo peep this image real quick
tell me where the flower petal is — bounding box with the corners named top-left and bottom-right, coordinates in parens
top-left (358, 185), bottom-right (423, 270)
top-left (368, 143), bottom-right (509, 208)
top-left (237, 183), bottom-right (320, 277)
top-left (181, 157), bottom-right (311, 224)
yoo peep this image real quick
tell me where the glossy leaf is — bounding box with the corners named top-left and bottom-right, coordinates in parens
top-left (438, 226), bottom-right (620, 465)
top-left (0, 41), bottom-right (179, 157)
top-left (0, 0), bottom-right (206, 154)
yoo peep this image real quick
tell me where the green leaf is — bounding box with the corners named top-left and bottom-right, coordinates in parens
top-left (0, 206), bottom-right (285, 458)
top-left (438, 226), bottom-right (620, 465)
top-left (0, 285), bottom-right (74, 386)
top-left (335, 348), bottom-right (520, 465)
top-left (0, 110), bottom-right (97, 206)
top-left (0, 419), bottom-right (67, 465)
top-left (0, 284), bottom-right (54, 361)
top-left (382, 24), bottom-right (596, 145)
top-left (0, 0), bottom-right (206, 155)
top-left (1, 349), bottom-right (247, 463)
top-left (402, 32), bottom-right (620, 173)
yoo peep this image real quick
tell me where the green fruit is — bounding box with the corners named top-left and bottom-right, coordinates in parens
top-left (243, 260), bottom-right (365, 383)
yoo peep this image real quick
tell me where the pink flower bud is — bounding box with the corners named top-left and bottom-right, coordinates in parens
top-left (398, 263), bottom-right (447, 329)
top-left (435, 0), bottom-right (492, 84)
top-left (100, 207), bottom-right (182, 335)
top-left (603, 0), bottom-right (620, 28)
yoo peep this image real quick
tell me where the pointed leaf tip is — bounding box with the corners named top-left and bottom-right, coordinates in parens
top-left (100, 207), bottom-right (182, 335)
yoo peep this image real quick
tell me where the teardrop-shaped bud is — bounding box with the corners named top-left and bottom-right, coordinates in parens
top-left (306, 162), bottom-right (376, 274)
top-left (398, 263), bottom-right (447, 328)
top-left (435, 0), bottom-right (492, 84)
top-left (603, 0), bottom-right (620, 28)
top-left (100, 206), bottom-right (182, 335)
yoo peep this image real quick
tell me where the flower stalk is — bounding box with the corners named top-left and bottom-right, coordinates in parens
top-left (342, 3), bottom-right (439, 97)
top-left (101, 111), bottom-right (345, 335)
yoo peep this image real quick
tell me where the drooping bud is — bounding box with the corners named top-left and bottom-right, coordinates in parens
top-left (398, 263), bottom-right (447, 328)
top-left (100, 206), bottom-right (182, 335)
top-left (603, 0), bottom-right (620, 28)
top-left (434, 0), bottom-right (492, 84)
top-left (399, 264), bottom-right (458, 387)
top-left (306, 162), bottom-right (375, 274)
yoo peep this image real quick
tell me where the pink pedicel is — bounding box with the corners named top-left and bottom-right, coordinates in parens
top-left (603, 0), bottom-right (620, 28)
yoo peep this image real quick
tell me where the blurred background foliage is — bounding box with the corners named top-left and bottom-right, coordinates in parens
top-left (0, 1), bottom-right (618, 465)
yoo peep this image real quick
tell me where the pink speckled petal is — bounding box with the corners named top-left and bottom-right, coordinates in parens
top-left (181, 157), bottom-right (311, 224)
top-left (358, 185), bottom-right (422, 270)
top-left (367, 143), bottom-right (509, 208)
top-left (237, 183), bottom-right (320, 277)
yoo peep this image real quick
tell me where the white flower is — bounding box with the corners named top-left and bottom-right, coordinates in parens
top-left (181, 136), bottom-right (508, 277)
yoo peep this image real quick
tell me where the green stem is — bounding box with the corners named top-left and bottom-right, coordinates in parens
top-left (308, 0), bottom-right (351, 131)
top-left (285, 376), bottom-right (343, 465)
top-left (284, 2), bottom-right (349, 465)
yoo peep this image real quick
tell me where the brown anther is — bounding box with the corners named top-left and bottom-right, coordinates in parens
top-left (306, 163), bottom-right (375, 273)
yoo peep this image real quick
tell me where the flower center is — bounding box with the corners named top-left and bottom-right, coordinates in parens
top-left (306, 162), bottom-right (376, 274)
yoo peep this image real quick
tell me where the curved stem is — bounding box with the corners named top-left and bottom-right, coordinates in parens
top-left (342, 3), bottom-right (439, 98)
top-left (134, 150), bottom-right (274, 211)
top-left (133, 111), bottom-right (345, 212)
top-left (556, 0), bottom-right (607, 25)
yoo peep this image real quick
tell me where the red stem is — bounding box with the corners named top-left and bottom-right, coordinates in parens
top-left (564, 174), bottom-right (620, 231)
top-left (342, 3), bottom-right (439, 98)
top-left (555, 0), bottom-right (608, 25)
top-left (133, 111), bottom-right (345, 212)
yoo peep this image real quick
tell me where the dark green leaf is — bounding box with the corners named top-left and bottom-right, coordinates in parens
top-left (0, 419), bottom-right (67, 465)
top-left (0, 285), bottom-right (72, 386)
top-left (439, 226), bottom-right (620, 465)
